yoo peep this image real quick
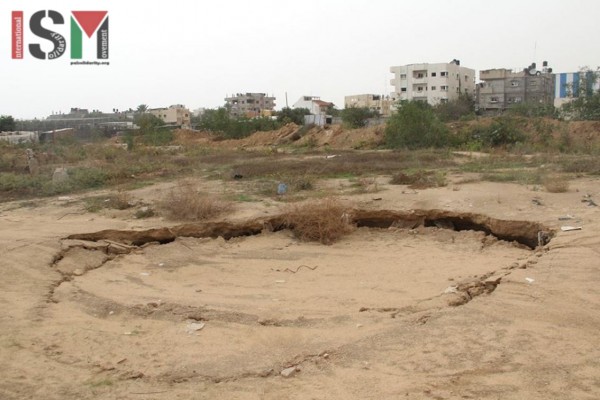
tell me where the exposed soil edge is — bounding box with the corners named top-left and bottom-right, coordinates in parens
top-left (65, 209), bottom-right (552, 249)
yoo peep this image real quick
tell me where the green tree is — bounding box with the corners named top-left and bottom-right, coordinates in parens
top-left (134, 113), bottom-right (172, 145)
top-left (340, 107), bottom-right (377, 128)
top-left (560, 67), bottom-right (600, 120)
top-left (0, 115), bottom-right (16, 132)
top-left (434, 93), bottom-right (476, 122)
top-left (136, 104), bottom-right (149, 113)
top-left (276, 107), bottom-right (310, 125)
top-left (384, 101), bottom-right (449, 149)
top-left (197, 107), bottom-right (232, 134)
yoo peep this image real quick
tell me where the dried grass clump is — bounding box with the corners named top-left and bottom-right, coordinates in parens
top-left (161, 183), bottom-right (231, 221)
top-left (390, 170), bottom-right (447, 189)
top-left (283, 198), bottom-right (354, 245)
top-left (543, 176), bottom-right (569, 193)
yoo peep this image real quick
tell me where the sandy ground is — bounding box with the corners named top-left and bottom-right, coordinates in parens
top-left (0, 173), bottom-right (599, 399)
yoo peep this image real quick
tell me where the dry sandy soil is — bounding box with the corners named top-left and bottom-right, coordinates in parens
top-left (0, 169), bottom-right (599, 399)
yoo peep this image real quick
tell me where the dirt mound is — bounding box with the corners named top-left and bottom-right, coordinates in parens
top-left (172, 128), bottom-right (215, 145)
top-left (218, 123), bottom-right (301, 149)
top-left (295, 124), bottom-right (385, 149)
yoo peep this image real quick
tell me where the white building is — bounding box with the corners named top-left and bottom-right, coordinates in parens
top-left (554, 71), bottom-right (600, 108)
top-left (292, 96), bottom-right (334, 115)
top-left (390, 59), bottom-right (475, 105)
top-left (149, 105), bottom-right (191, 128)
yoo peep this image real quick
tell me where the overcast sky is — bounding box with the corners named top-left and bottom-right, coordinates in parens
top-left (1, 0), bottom-right (599, 119)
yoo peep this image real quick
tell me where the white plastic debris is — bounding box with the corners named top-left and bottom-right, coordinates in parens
top-left (275, 280), bottom-right (286, 284)
top-left (444, 286), bottom-right (458, 294)
top-left (525, 277), bottom-right (535, 284)
top-left (561, 226), bottom-right (582, 232)
top-left (185, 322), bottom-right (205, 334)
top-left (140, 272), bottom-right (150, 276)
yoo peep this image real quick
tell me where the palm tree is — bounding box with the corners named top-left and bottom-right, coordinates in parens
top-left (136, 104), bottom-right (149, 113)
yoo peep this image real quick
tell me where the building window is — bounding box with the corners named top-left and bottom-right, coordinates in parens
top-left (510, 81), bottom-right (520, 87)
top-left (465, 75), bottom-right (468, 81)
top-left (441, 72), bottom-right (447, 77)
top-left (417, 86), bottom-right (423, 92)
top-left (431, 86), bottom-right (436, 91)
top-left (431, 72), bottom-right (437, 77)
top-left (440, 86), bottom-right (448, 91)
top-left (530, 80), bottom-right (538, 86)
top-left (400, 74), bottom-right (406, 79)
top-left (490, 96), bottom-right (499, 103)
top-left (440, 99), bottom-right (448, 104)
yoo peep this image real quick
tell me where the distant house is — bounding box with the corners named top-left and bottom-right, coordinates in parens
top-left (344, 94), bottom-right (395, 117)
top-left (390, 59), bottom-right (475, 106)
top-left (224, 93), bottom-right (276, 118)
top-left (292, 96), bottom-right (334, 126)
top-left (554, 71), bottom-right (600, 108)
top-left (476, 62), bottom-right (555, 113)
top-left (148, 105), bottom-right (191, 128)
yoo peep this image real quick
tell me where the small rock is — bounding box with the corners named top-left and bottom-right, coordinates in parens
top-left (72, 268), bottom-right (84, 276)
top-left (356, 323), bottom-right (363, 328)
top-left (186, 322), bottom-right (205, 334)
top-left (280, 366), bottom-right (297, 378)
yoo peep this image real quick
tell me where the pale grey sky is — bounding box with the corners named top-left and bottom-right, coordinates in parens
top-left (1, 0), bottom-right (599, 119)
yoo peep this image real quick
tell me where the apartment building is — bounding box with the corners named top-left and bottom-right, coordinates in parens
top-left (224, 93), bottom-right (276, 118)
top-left (554, 71), bottom-right (600, 108)
top-left (344, 94), bottom-right (395, 117)
top-left (390, 59), bottom-right (475, 105)
top-left (477, 63), bottom-right (555, 113)
top-left (149, 104), bottom-right (191, 128)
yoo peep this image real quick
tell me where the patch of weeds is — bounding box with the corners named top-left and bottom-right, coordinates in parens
top-left (481, 169), bottom-right (543, 185)
top-left (84, 191), bottom-right (134, 212)
top-left (351, 177), bottom-right (380, 193)
top-left (160, 182), bottom-right (231, 221)
top-left (390, 170), bottom-right (447, 189)
top-left (134, 206), bottom-right (155, 219)
top-left (232, 194), bottom-right (257, 202)
top-left (87, 379), bottom-right (113, 388)
top-left (561, 158), bottom-right (600, 175)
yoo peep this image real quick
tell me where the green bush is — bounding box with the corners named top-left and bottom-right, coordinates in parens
top-left (341, 107), bottom-right (377, 128)
top-left (385, 101), bottom-right (450, 149)
top-left (466, 116), bottom-right (526, 147)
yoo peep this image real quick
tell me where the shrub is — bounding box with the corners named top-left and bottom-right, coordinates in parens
top-left (385, 101), bottom-right (450, 149)
top-left (390, 170), bottom-right (447, 189)
top-left (160, 182), bottom-right (231, 221)
top-left (283, 198), bottom-right (354, 244)
top-left (467, 116), bottom-right (526, 147)
top-left (543, 176), bottom-right (570, 193)
top-left (341, 107), bottom-right (377, 128)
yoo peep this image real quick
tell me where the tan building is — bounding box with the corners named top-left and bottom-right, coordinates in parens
top-left (476, 63), bottom-right (555, 113)
top-left (149, 105), bottom-right (191, 128)
top-left (344, 94), bottom-right (395, 116)
top-left (224, 93), bottom-right (276, 118)
top-left (390, 59), bottom-right (475, 105)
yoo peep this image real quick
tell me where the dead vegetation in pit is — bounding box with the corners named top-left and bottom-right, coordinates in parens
top-left (65, 207), bottom-right (552, 250)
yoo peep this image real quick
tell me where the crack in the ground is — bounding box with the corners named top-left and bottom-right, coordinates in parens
top-left (64, 209), bottom-right (553, 250)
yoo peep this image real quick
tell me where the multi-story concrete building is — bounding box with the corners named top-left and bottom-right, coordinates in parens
top-left (476, 63), bottom-right (555, 113)
top-left (554, 71), bottom-right (600, 108)
top-left (390, 59), bottom-right (475, 105)
top-left (149, 104), bottom-right (191, 128)
top-left (224, 93), bottom-right (276, 118)
top-left (344, 94), bottom-right (395, 117)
